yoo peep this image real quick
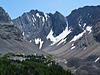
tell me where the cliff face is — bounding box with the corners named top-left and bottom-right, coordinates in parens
top-left (0, 7), bottom-right (11, 23)
top-left (0, 7), bottom-right (22, 41)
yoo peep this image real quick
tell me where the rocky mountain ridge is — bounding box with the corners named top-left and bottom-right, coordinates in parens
top-left (13, 6), bottom-right (100, 75)
top-left (13, 6), bottom-right (100, 53)
top-left (1, 5), bottom-right (100, 75)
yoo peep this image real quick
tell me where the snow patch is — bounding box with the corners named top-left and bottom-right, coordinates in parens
top-left (57, 38), bottom-right (66, 46)
top-left (32, 18), bottom-right (36, 23)
top-left (79, 23), bottom-right (81, 27)
top-left (46, 21), bottom-right (71, 46)
top-left (95, 57), bottom-right (100, 62)
top-left (71, 43), bottom-right (74, 46)
top-left (71, 46), bottom-right (76, 50)
top-left (46, 29), bottom-right (54, 42)
top-left (36, 13), bottom-right (41, 18)
top-left (44, 13), bottom-right (48, 21)
top-left (93, 66), bottom-right (98, 69)
top-left (32, 15), bottom-right (34, 17)
top-left (42, 17), bottom-right (45, 25)
top-left (71, 43), bottom-right (75, 50)
top-left (35, 38), bottom-right (44, 49)
top-left (83, 23), bottom-right (86, 28)
top-left (63, 59), bottom-right (67, 64)
top-left (44, 56), bottom-right (47, 58)
top-left (22, 32), bottom-right (25, 36)
top-left (33, 24), bottom-right (35, 26)
top-left (32, 15), bottom-right (36, 23)
top-left (86, 26), bottom-right (92, 33)
top-left (83, 47), bottom-right (86, 50)
top-left (78, 19), bottom-right (82, 27)
top-left (34, 53), bottom-right (37, 56)
top-left (74, 69), bottom-right (77, 72)
top-left (29, 40), bottom-right (32, 43)
top-left (42, 17), bottom-right (45, 23)
top-left (70, 30), bottom-right (86, 42)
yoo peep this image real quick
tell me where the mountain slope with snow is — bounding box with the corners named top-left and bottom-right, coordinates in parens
top-left (13, 10), bottom-right (69, 49)
top-left (13, 6), bottom-right (100, 57)
top-left (0, 7), bottom-right (46, 55)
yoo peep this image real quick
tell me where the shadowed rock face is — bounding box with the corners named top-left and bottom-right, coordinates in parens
top-left (0, 7), bottom-right (22, 41)
top-left (92, 22), bottom-right (100, 42)
top-left (67, 6), bottom-right (100, 27)
top-left (66, 6), bottom-right (100, 40)
top-left (0, 7), bottom-right (11, 23)
top-left (49, 11), bottom-right (67, 36)
top-left (0, 24), bottom-right (22, 41)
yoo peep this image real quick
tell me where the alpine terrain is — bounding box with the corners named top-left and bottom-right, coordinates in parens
top-left (0, 5), bottom-right (100, 75)
top-left (0, 7), bottom-right (46, 55)
top-left (13, 6), bottom-right (100, 59)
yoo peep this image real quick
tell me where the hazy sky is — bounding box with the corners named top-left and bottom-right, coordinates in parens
top-left (0, 0), bottom-right (100, 19)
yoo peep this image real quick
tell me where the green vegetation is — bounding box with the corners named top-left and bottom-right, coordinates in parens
top-left (0, 53), bottom-right (74, 75)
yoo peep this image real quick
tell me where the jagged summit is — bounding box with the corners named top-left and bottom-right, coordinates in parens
top-left (0, 7), bottom-right (11, 23)
top-left (13, 9), bottom-right (68, 49)
top-left (0, 7), bottom-right (22, 40)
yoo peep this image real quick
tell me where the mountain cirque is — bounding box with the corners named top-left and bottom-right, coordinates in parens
top-left (0, 6), bottom-right (100, 75)
top-left (13, 6), bottom-right (100, 59)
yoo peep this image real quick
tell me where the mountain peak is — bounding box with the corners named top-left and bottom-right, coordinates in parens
top-left (0, 7), bottom-right (11, 23)
top-left (54, 11), bottom-right (64, 17)
top-left (0, 7), bottom-right (5, 12)
top-left (30, 9), bottom-right (39, 13)
top-left (55, 11), bottom-right (61, 14)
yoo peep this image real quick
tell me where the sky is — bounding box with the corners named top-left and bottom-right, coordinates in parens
top-left (0, 0), bottom-right (100, 19)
